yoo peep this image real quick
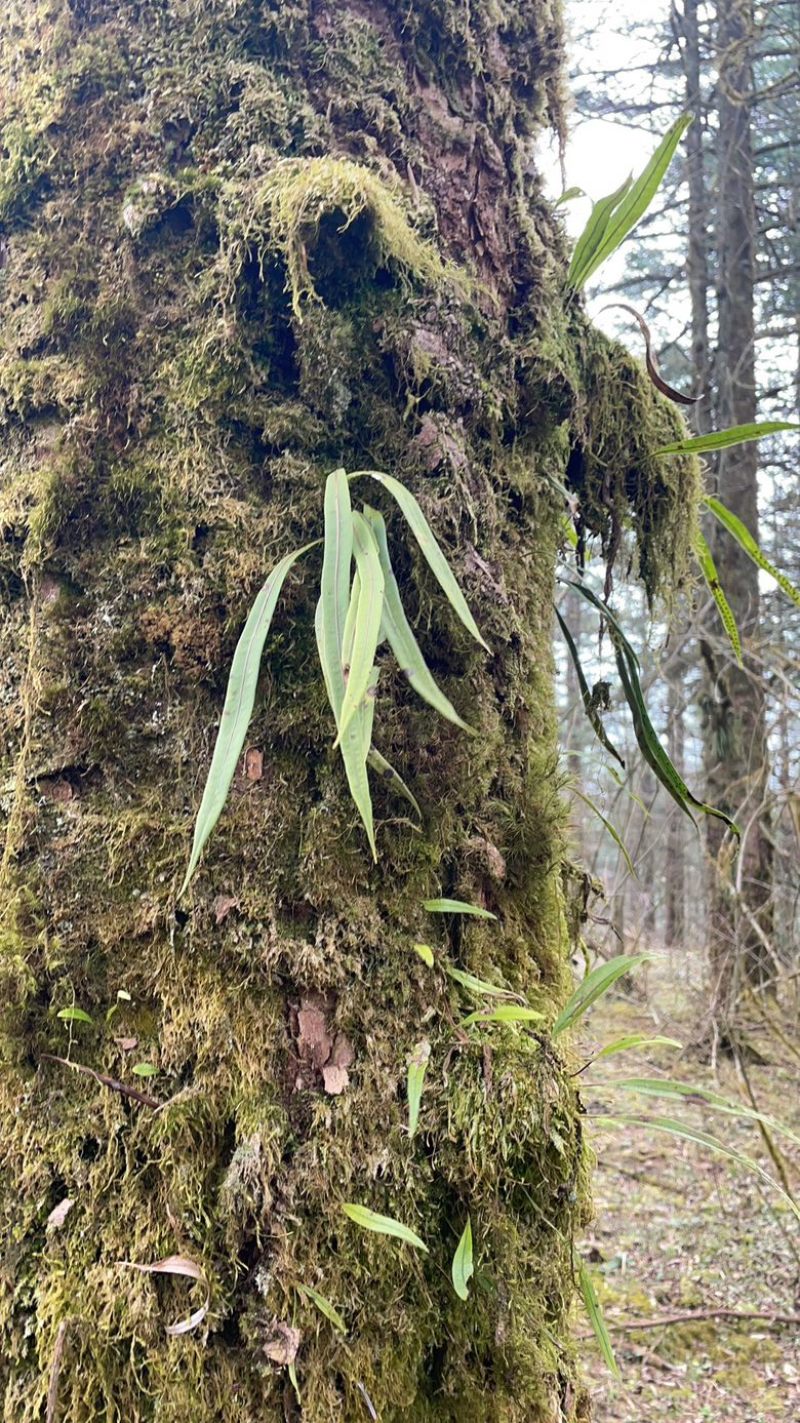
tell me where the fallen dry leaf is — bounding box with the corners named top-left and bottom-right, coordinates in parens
top-left (244, 747), bottom-right (263, 781)
top-left (263, 1321), bottom-right (301, 1366)
top-left (213, 894), bottom-right (239, 925)
top-left (46, 1198), bottom-right (74, 1232)
top-left (120, 1254), bottom-right (209, 1336)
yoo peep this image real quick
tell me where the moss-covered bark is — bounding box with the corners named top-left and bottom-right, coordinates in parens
top-left (0, 3), bottom-right (697, 1419)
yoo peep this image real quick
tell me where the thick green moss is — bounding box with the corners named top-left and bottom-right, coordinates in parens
top-left (0, 2), bottom-right (697, 1419)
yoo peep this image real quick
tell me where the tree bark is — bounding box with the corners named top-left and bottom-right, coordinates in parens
top-left (704, 0), bottom-right (774, 1013)
top-left (0, 2), bottom-right (698, 1419)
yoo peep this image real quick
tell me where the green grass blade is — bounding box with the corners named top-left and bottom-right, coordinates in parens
top-left (317, 467), bottom-right (354, 729)
top-left (460, 1005), bottom-right (545, 1027)
top-left (572, 788), bottom-right (636, 878)
top-left (656, 419), bottom-right (799, 456)
top-left (577, 1258), bottom-right (620, 1377)
top-left (612, 1078), bottom-right (800, 1152)
top-left (704, 496), bottom-right (800, 608)
top-left (694, 529), bottom-right (743, 665)
top-left (366, 746), bottom-right (422, 820)
top-left (445, 964), bottom-right (518, 998)
top-left (565, 577), bottom-right (739, 835)
top-left (315, 602), bottom-right (376, 860)
top-left (424, 898), bottom-right (496, 919)
top-left (567, 174), bottom-right (632, 290)
top-left (353, 471), bottom-right (489, 651)
top-left (451, 1217), bottom-right (474, 1301)
top-left (594, 1035), bottom-right (681, 1061)
top-left (407, 1039), bottom-right (431, 1139)
top-left (555, 607), bottom-right (625, 767)
top-left (553, 954), bottom-right (649, 1037)
top-left (363, 505), bottom-right (473, 731)
top-left (341, 1203), bottom-right (428, 1252)
top-left (297, 1284), bottom-right (347, 1335)
top-left (593, 1115), bottom-right (800, 1222)
top-left (180, 541), bottom-right (316, 894)
top-left (590, 114), bottom-right (692, 278)
top-left (336, 514), bottom-right (384, 744)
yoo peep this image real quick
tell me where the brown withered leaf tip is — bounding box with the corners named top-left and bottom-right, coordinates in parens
top-left (602, 303), bottom-right (703, 407)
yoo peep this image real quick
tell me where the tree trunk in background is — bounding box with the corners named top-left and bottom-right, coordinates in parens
top-left (0, 2), bottom-right (699, 1419)
top-left (703, 0), bottom-right (774, 1015)
top-left (665, 670), bottom-right (687, 948)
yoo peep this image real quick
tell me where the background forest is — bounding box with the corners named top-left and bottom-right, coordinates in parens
top-left (556, 1), bottom-right (800, 1418)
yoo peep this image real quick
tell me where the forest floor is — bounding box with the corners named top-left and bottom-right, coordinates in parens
top-left (577, 953), bottom-right (800, 1423)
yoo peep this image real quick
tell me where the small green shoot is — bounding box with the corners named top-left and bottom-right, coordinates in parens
top-left (407, 1040), bottom-right (431, 1139)
top-left (451, 1217), bottom-right (474, 1301)
top-left (424, 899), bottom-right (496, 919)
top-left (341, 1203), bottom-right (428, 1252)
top-left (297, 1283), bottom-right (347, 1335)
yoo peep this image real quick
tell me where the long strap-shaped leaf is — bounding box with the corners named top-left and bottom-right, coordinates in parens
top-left (567, 115), bottom-right (691, 290)
top-left (351, 470), bottom-right (489, 651)
top-left (336, 514), bottom-right (384, 745)
top-left (316, 470), bottom-right (377, 858)
top-left (693, 529), bottom-right (743, 666)
top-left (704, 495), bottom-right (800, 609)
top-left (593, 1114), bottom-right (800, 1223)
top-left (566, 174), bottom-right (633, 291)
top-left (655, 419), bottom-right (799, 456)
top-left (317, 467), bottom-right (353, 718)
top-left (565, 577), bottom-right (739, 834)
top-left (180, 541), bottom-right (317, 895)
top-left (366, 747), bottom-right (422, 820)
top-left (590, 114), bottom-right (692, 278)
top-left (555, 606), bottom-right (625, 767)
top-left (363, 505), bottom-right (473, 732)
top-left (314, 602), bottom-right (377, 860)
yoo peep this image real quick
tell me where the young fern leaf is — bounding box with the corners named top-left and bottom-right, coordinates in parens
top-left (362, 505), bottom-right (473, 732)
top-left (315, 603), bottom-right (377, 860)
top-left (341, 1203), bottom-right (428, 1252)
top-left (693, 529), bottom-right (743, 666)
top-left (567, 114), bottom-right (692, 290)
top-left (407, 1039), bottom-right (431, 1139)
top-left (553, 953), bottom-right (649, 1037)
top-left (555, 607), bottom-right (625, 767)
top-left (703, 496), bottom-right (800, 609)
top-left (336, 514), bottom-right (384, 745)
top-left (565, 578), bottom-right (739, 834)
top-left (577, 1258), bottom-right (620, 1378)
top-left (297, 1284), bottom-right (347, 1336)
top-left (423, 898), bottom-right (496, 918)
top-left (445, 964), bottom-right (521, 999)
top-left (451, 1217), bottom-right (474, 1301)
top-left (655, 419), bottom-right (799, 456)
top-left (351, 470), bottom-right (489, 651)
top-left (180, 540), bottom-right (317, 895)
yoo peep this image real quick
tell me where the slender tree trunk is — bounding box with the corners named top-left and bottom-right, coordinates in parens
top-left (704, 0), bottom-right (774, 1015)
top-left (0, 2), bottom-right (698, 1419)
top-left (665, 671), bottom-right (687, 948)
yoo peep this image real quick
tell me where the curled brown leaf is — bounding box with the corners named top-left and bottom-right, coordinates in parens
top-left (602, 303), bottom-right (702, 406)
top-left (120, 1254), bottom-right (209, 1336)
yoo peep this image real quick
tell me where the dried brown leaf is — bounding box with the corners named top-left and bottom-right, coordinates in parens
top-left (603, 303), bottom-right (702, 406)
top-left (120, 1254), bottom-right (209, 1336)
top-left (264, 1322), bottom-right (301, 1366)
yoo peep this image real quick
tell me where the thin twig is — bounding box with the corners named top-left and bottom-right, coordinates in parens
top-left (40, 1054), bottom-right (161, 1110)
top-left (46, 1320), bottom-right (69, 1423)
top-left (579, 1306), bottom-right (800, 1336)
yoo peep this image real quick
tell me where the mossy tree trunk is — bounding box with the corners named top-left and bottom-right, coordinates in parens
top-left (0, 3), bottom-right (697, 1419)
